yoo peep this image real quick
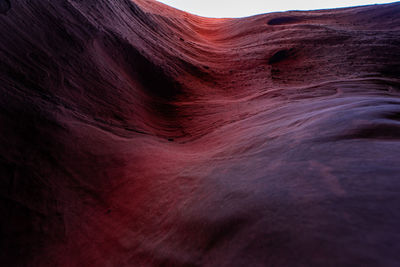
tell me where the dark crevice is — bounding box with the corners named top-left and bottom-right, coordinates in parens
top-left (268, 48), bottom-right (296, 64)
top-left (268, 16), bottom-right (302, 25)
top-left (335, 124), bottom-right (400, 140)
top-left (0, 0), bottom-right (10, 15)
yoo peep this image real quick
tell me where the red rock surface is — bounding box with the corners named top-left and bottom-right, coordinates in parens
top-left (1, 0), bottom-right (400, 266)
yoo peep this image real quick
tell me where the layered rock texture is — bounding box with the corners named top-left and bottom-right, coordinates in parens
top-left (1, 0), bottom-right (400, 266)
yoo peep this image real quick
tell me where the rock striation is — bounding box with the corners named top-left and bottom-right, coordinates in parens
top-left (0, 0), bottom-right (400, 266)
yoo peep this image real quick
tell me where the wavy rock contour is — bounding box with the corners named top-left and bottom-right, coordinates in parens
top-left (1, 0), bottom-right (400, 266)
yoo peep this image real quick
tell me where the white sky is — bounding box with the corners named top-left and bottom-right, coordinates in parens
top-left (155, 0), bottom-right (395, 18)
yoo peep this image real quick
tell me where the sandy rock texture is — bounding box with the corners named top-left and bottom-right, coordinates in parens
top-left (0, 0), bottom-right (400, 266)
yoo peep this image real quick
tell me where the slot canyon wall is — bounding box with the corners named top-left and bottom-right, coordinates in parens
top-left (0, 0), bottom-right (400, 266)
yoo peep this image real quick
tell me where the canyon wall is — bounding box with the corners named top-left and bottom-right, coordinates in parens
top-left (1, 0), bottom-right (400, 266)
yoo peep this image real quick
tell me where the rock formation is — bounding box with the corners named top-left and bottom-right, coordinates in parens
top-left (0, 0), bottom-right (400, 266)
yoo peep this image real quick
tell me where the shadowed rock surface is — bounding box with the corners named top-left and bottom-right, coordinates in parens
top-left (1, 0), bottom-right (400, 266)
top-left (0, 0), bottom-right (10, 14)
